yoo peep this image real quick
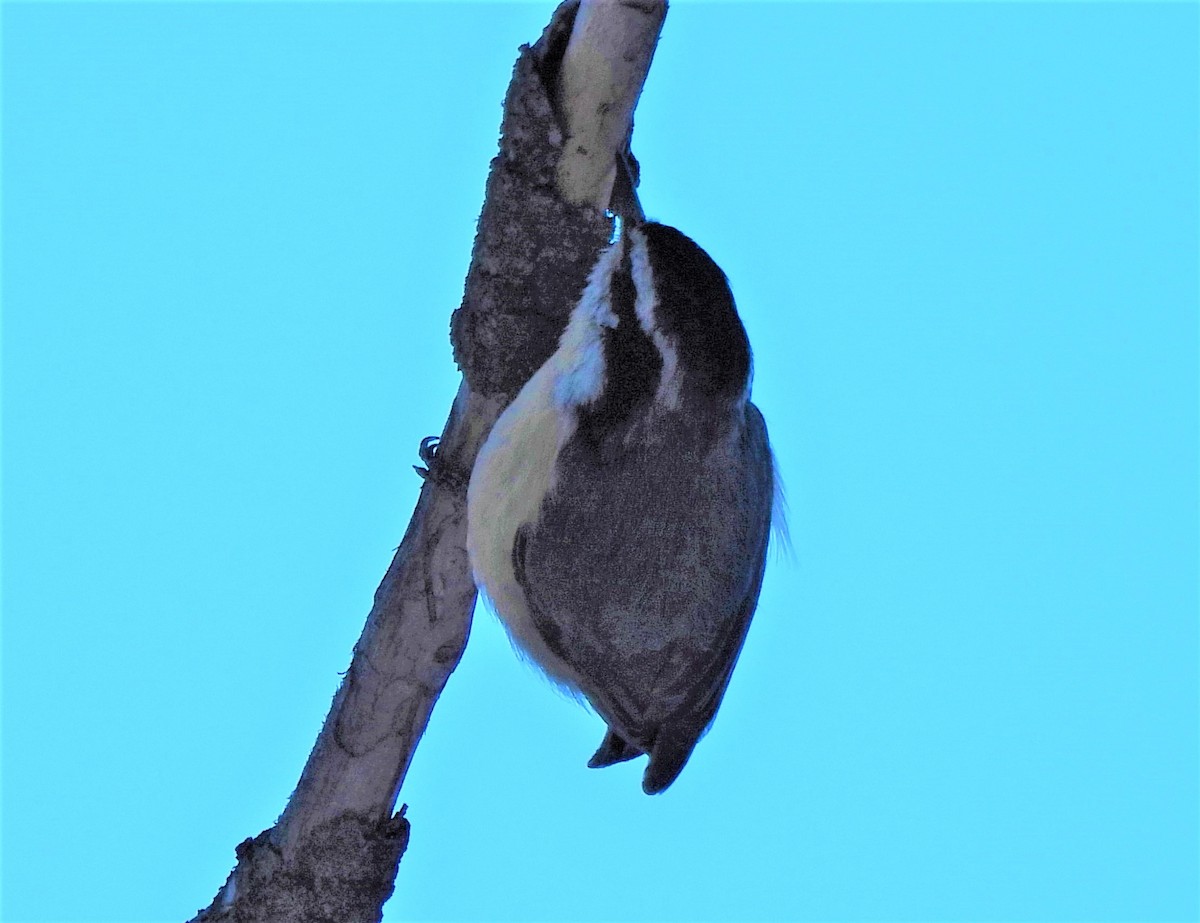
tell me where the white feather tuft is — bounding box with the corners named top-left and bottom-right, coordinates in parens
top-left (552, 238), bottom-right (622, 416)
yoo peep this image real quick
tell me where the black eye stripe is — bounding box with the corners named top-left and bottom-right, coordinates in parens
top-left (639, 224), bottom-right (750, 399)
top-left (574, 249), bottom-right (663, 447)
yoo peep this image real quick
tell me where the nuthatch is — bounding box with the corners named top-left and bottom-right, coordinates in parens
top-left (466, 217), bottom-right (775, 794)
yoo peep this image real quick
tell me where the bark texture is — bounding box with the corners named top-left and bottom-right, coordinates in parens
top-left (189, 2), bottom-right (665, 920)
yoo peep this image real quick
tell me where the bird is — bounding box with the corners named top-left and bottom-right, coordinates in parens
top-left (466, 216), bottom-right (775, 794)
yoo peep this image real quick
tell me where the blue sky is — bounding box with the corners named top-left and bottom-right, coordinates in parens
top-left (3, 3), bottom-right (1197, 921)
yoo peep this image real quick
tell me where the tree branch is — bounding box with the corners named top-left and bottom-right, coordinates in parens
top-left (190, 2), bottom-right (666, 920)
top-left (556, 0), bottom-right (667, 208)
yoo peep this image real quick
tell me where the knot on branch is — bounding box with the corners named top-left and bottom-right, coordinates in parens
top-left (192, 812), bottom-right (410, 923)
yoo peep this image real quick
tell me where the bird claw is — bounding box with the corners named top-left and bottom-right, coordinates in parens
top-left (413, 435), bottom-right (466, 491)
top-left (413, 436), bottom-right (440, 480)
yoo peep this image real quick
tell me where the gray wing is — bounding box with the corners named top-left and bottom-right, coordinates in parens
top-left (638, 404), bottom-right (773, 792)
top-left (514, 402), bottom-right (774, 793)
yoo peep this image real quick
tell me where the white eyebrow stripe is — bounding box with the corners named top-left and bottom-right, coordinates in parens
top-left (628, 227), bottom-right (682, 411)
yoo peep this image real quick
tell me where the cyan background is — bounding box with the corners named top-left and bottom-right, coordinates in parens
top-left (3, 2), bottom-right (1197, 921)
